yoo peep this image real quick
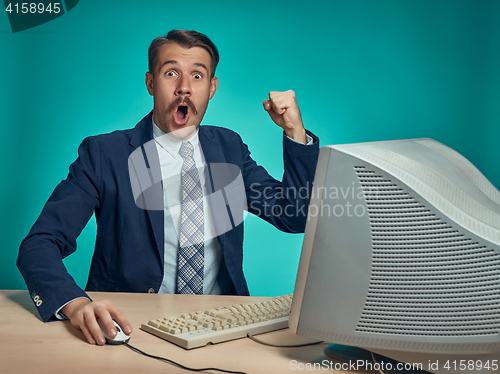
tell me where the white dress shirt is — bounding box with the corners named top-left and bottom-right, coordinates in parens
top-left (152, 119), bottom-right (231, 295)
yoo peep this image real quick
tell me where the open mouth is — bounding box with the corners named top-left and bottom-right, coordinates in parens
top-left (178, 105), bottom-right (188, 119)
top-left (173, 104), bottom-right (189, 125)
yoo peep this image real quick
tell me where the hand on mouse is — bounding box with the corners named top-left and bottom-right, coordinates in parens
top-left (62, 298), bottom-right (133, 345)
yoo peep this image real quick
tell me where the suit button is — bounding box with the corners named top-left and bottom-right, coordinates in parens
top-left (33, 295), bottom-right (39, 302)
top-left (148, 288), bottom-right (155, 293)
top-left (36, 300), bottom-right (43, 307)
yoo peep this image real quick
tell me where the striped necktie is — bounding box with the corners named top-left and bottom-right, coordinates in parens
top-left (176, 141), bottom-right (204, 294)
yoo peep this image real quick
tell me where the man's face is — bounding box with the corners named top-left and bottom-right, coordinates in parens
top-left (145, 43), bottom-right (218, 140)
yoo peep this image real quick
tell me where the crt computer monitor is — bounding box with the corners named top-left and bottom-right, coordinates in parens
top-left (289, 138), bottom-right (500, 374)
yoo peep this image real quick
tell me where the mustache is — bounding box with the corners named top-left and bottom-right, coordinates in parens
top-left (167, 96), bottom-right (198, 115)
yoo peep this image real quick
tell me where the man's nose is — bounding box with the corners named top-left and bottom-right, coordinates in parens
top-left (176, 75), bottom-right (191, 96)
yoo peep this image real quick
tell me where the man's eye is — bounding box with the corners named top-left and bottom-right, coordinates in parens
top-left (193, 73), bottom-right (202, 80)
top-left (166, 71), bottom-right (176, 77)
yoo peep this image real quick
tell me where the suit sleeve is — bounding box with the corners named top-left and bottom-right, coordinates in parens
top-left (243, 130), bottom-right (319, 233)
top-left (17, 137), bottom-right (101, 322)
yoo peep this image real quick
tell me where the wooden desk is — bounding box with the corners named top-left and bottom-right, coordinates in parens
top-left (0, 290), bottom-right (372, 373)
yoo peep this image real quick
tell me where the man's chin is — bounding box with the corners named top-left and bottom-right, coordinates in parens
top-left (167, 125), bottom-right (198, 140)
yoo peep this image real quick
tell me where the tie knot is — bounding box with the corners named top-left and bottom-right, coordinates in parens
top-left (179, 141), bottom-right (194, 159)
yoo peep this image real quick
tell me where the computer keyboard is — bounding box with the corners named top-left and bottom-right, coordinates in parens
top-left (141, 294), bottom-right (293, 349)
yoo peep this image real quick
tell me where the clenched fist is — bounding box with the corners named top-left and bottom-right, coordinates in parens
top-left (263, 90), bottom-right (307, 144)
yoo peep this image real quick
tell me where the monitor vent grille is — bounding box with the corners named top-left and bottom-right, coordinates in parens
top-left (354, 166), bottom-right (500, 337)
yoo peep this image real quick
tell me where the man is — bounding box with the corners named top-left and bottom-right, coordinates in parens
top-left (18, 30), bottom-right (319, 346)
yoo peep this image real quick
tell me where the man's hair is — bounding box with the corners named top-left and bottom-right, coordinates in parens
top-left (148, 30), bottom-right (219, 78)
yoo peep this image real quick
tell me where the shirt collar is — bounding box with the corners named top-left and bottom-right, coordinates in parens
top-left (152, 117), bottom-right (200, 159)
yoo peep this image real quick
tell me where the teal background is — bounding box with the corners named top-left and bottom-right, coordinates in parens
top-left (1, 1), bottom-right (499, 297)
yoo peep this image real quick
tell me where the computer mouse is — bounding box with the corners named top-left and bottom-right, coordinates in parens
top-left (100, 320), bottom-right (131, 345)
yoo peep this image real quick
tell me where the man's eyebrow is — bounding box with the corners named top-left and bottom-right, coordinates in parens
top-left (193, 62), bottom-right (209, 73)
top-left (159, 60), bottom-right (177, 70)
top-left (158, 60), bottom-right (209, 73)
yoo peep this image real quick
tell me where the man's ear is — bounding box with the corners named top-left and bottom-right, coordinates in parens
top-left (209, 76), bottom-right (218, 100)
top-left (145, 72), bottom-right (154, 96)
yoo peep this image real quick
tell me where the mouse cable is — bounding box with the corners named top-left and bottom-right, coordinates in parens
top-left (123, 342), bottom-right (248, 374)
top-left (370, 351), bottom-right (385, 374)
top-left (246, 333), bottom-right (324, 348)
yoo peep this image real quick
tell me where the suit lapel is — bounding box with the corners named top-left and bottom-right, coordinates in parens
top-left (199, 126), bottom-right (225, 164)
top-left (129, 111), bottom-right (165, 265)
top-left (199, 126), bottom-right (229, 252)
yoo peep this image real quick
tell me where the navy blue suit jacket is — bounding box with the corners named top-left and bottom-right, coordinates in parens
top-left (18, 112), bottom-right (319, 322)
